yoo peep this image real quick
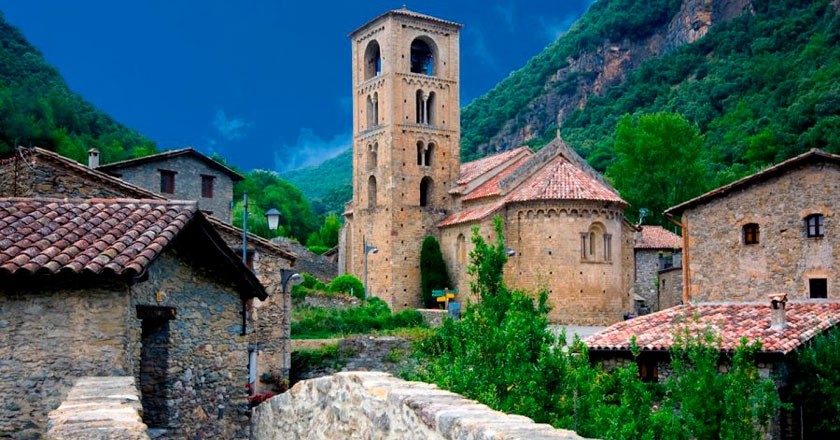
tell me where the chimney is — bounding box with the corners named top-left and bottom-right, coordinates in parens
top-left (769, 293), bottom-right (788, 330)
top-left (88, 148), bottom-right (100, 168)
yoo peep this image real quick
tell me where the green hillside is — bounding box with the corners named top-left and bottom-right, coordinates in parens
top-left (0, 12), bottom-right (156, 163)
top-left (282, 148), bottom-right (352, 215)
top-left (288, 0), bottom-right (839, 221)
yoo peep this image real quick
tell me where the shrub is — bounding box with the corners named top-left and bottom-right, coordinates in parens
top-left (290, 272), bottom-right (328, 301)
top-left (307, 245), bottom-right (331, 255)
top-left (291, 297), bottom-right (425, 339)
top-left (328, 274), bottom-right (365, 300)
top-left (420, 236), bottom-right (453, 308)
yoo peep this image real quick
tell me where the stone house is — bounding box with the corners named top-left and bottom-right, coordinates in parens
top-left (0, 146), bottom-right (297, 393)
top-left (96, 147), bottom-right (243, 222)
top-left (586, 294), bottom-right (840, 439)
top-left (0, 197), bottom-right (267, 439)
top-left (633, 225), bottom-right (682, 312)
top-left (664, 149), bottom-right (840, 303)
top-left (339, 9), bottom-right (633, 325)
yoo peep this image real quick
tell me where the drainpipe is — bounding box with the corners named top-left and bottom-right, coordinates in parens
top-left (665, 213), bottom-right (691, 305)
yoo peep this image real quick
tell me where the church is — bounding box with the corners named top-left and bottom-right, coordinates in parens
top-left (338, 9), bottom-right (633, 326)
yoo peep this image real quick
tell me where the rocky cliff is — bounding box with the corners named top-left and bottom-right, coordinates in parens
top-left (462, 0), bottom-right (753, 159)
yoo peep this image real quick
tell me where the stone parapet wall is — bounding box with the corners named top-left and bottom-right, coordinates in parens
top-left (251, 372), bottom-right (592, 440)
top-left (47, 377), bottom-right (149, 440)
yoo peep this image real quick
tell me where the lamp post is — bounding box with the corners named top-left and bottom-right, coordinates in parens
top-left (363, 241), bottom-right (378, 299)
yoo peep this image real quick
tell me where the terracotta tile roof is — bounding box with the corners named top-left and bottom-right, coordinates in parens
top-left (586, 301), bottom-right (840, 355)
top-left (635, 226), bottom-right (682, 249)
top-left (438, 200), bottom-right (506, 228)
top-left (665, 149), bottom-right (840, 215)
top-left (458, 147), bottom-right (531, 186)
top-left (506, 155), bottom-right (624, 204)
top-left (461, 155), bottom-right (530, 202)
top-left (0, 197), bottom-right (196, 277)
top-left (98, 147), bottom-right (244, 181)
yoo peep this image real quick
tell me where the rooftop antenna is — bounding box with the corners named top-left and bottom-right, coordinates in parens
top-left (637, 208), bottom-right (649, 226)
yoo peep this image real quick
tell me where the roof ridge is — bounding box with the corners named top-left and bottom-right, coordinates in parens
top-left (0, 196), bottom-right (197, 207)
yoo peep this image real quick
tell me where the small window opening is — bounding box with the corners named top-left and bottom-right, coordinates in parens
top-left (160, 170), bottom-right (176, 194)
top-left (201, 175), bottom-right (215, 198)
top-left (419, 176), bottom-right (433, 207)
top-left (805, 214), bottom-right (824, 238)
top-left (424, 143), bottom-right (434, 167)
top-left (367, 143), bottom-right (378, 171)
top-left (367, 176), bottom-right (377, 209)
top-left (415, 90), bottom-right (424, 124)
top-left (810, 278), bottom-right (828, 299)
top-left (603, 234), bottom-right (612, 261)
top-left (427, 92), bottom-right (436, 125)
top-left (410, 39), bottom-right (435, 75)
top-left (416, 141), bottom-right (425, 166)
top-left (457, 234), bottom-right (466, 264)
top-left (743, 223), bottom-right (760, 244)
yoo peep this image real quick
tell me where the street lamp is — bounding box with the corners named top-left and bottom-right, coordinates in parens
top-left (265, 208), bottom-right (281, 232)
top-left (363, 241), bottom-right (379, 299)
top-left (281, 269), bottom-right (303, 294)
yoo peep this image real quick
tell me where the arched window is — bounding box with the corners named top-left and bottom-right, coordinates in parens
top-left (743, 223), bottom-right (760, 244)
top-left (367, 176), bottom-right (377, 209)
top-left (415, 89), bottom-right (424, 124)
top-left (364, 40), bottom-right (381, 80)
top-left (420, 176), bottom-right (433, 207)
top-left (582, 223), bottom-right (608, 261)
top-left (367, 143), bottom-right (378, 171)
top-left (427, 91), bottom-right (436, 125)
top-left (424, 143), bottom-right (434, 167)
top-left (416, 141), bottom-right (425, 165)
top-left (457, 233), bottom-right (466, 264)
top-left (410, 38), bottom-right (435, 75)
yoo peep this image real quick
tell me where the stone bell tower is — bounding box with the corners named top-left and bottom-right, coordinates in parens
top-left (343, 9), bottom-right (462, 309)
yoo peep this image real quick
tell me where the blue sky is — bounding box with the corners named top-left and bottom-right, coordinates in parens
top-left (1, 1), bottom-right (592, 172)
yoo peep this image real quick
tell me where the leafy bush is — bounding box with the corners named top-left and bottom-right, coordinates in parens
top-left (328, 274), bottom-right (365, 300)
top-left (792, 327), bottom-right (840, 437)
top-left (410, 216), bottom-right (780, 439)
top-left (307, 245), bottom-right (331, 255)
top-left (291, 297), bottom-right (425, 339)
top-left (419, 236), bottom-right (452, 308)
top-left (290, 272), bottom-right (328, 301)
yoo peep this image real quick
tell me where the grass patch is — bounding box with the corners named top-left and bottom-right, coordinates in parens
top-left (291, 297), bottom-right (426, 339)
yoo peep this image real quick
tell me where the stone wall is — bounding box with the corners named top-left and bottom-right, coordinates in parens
top-left (633, 249), bottom-right (677, 311)
top-left (292, 336), bottom-right (414, 386)
top-left (271, 236), bottom-right (336, 282)
top-left (0, 284), bottom-right (131, 438)
top-left (683, 162), bottom-right (840, 301)
top-left (46, 377), bottom-right (149, 440)
top-left (251, 372), bottom-right (591, 440)
top-left (658, 267), bottom-right (683, 310)
top-left (105, 155), bottom-right (235, 222)
top-left (441, 201), bottom-right (633, 326)
top-left (128, 252), bottom-right (251, 439)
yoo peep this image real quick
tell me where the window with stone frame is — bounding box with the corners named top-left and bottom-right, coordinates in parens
top-left (809, 278), bottom-right (828, 299)
top-left (743, 223), bottom-right (760, 244)
top-left (805, 214), bottom-right (824, 238)
top-left (159, 170), bottom-right (176, 194)
top-left (201, 175), bottom-right (215, 198)
top-left (603, 234), bottom-right (612, 261)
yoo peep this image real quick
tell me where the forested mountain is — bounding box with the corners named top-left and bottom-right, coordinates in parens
top-left (287, 0), bottom-right (840, 221)
top-left (0, 12), bottom-right (156, 163)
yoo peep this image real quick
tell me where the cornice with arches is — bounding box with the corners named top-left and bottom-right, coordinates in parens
top-left (397, 72), bottom-right (455, 87)
top-left (511, 202), bottom-right (624, 222)
top-left (354, 26), bottom-right (385, 44)
top-left (399, 124), bottom-right (456, 136)
top-left (357, 78), bottom-right (386, 95)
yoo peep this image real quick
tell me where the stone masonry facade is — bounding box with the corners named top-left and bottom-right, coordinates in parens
top-left (340, 10), bottom-right (634, 326)
top-left (100, 153), bottom-right (237, 222)
top-left (678, 159), bottom-right (839, 302)
top-left (0, 252), bottom-right (253, 439)
top-left (250, 372), bottom-right (591, 440)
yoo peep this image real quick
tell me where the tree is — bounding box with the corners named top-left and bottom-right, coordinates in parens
top-left (419, 236), bottom-right (452, 308)
top-left (606, 112), bottom-right (709, 226)
top-left (233, 169), bottom-right (318, 243)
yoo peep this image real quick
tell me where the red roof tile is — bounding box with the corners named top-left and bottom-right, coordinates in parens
top-left (506, 155), bottom-right (624, 204)
top-left (438, 200), bottom-right (505, 228)
top-left (0, 198), bottom-right (196, 277)
top-left (457, 148), bottom-right (531, 186)
top-left (635, 226), bottom-right (682, 249)
top-left (586, 301), bottom-right (840, 354)
top-left (461, 155), bottom-right (530, 202)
